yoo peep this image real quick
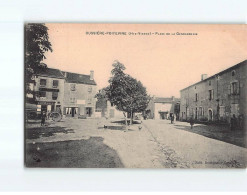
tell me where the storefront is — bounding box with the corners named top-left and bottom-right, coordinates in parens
top-left (65, 107), bottom-right (79, 117)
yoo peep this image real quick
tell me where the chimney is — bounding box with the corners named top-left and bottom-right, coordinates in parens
top-left (201, 74), bottom-right (208, 81)
top-left (172, 96), bottom-right (175, 101)
top-left (62, 71), bottom-right (67, 78)
top-left (90, 70), bottom-right (94, 80)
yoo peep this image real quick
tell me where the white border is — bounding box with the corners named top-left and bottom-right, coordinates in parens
top-left (0, 0), bottom-right (247, 192)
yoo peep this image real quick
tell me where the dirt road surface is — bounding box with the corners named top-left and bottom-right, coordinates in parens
top-left (25, 118), bottom-right (247, 168)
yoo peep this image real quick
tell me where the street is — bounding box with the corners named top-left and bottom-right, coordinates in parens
top-left (25, 118), bottom-right (247, 168)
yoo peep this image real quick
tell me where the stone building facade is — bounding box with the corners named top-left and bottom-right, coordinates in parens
top-left (62, 71), bottom-right (97, 118)
top-left (33, 68), bottom-right (65, 114)
top-left (31, 68), bottom-right (97, 118)
top-left (180, 60), bottom-right (247, 129)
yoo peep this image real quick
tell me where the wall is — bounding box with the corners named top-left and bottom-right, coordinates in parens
top-left (34, 76), bottom-right (65, 111)
top-left (180, 63), bottom-right (247, 127)
top-left (63, 82), bottom-right (97, 117)
top-left (106, 101), bottom-right (124, 119)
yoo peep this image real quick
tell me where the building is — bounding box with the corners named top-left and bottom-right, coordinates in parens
top-left (31, 67), bottom-right (97, 118)
top-left (179, 60), bottom-right (247, 129)
top-left (33, 68), bottom-right (65, 114)
top-left (62, 70), bottom-right (97, 118)
top-left (146, 96), bottom-right (180, 120)
top-left (95, 99), bottom-right (124, 119)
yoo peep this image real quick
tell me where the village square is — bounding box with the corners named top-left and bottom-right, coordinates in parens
top-left (25, 24), bottom-right (247, 168)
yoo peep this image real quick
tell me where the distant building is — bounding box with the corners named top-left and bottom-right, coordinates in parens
top-left (146, 96), bottom-right (180, 120)
top-left (33, 68), bottom-right (65, 114)
top-left (95, 99), bottom-right (124, 119)
top-left (179, 60), bottom-right (247, 129)
top-left (62, 70), bottom-right (97, 118)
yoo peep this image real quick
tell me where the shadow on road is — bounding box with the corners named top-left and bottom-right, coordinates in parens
top-left (174, 123), bottom-right (246, 148)
top-left (111, 120), bottom-right (142, 125)
top-left (25, 137), bottom-right (124, 168)
top-left (98, 126), bottom-right (125, 130)
top-left (26, 126), bottom-right (74, 139)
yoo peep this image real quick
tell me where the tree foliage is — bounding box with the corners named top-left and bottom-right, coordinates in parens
top-left (97, 61), bottom-right (150, 124)
top-left (25, 23), bottom-right (52, 94)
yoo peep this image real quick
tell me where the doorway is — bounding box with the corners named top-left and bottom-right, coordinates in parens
top-left (71, 107), bottom-right (75, 117)
top-left (86, 107), bottom-right (92, 117)
top-left (208, 109), bottom-right (213, 121)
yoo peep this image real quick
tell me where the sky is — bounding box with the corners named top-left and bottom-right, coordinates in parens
top-left (43, 24), bottom-right (247, 98)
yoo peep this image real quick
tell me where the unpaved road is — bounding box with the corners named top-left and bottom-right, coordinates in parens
top-left (25, 118), bottom-right (247, 168)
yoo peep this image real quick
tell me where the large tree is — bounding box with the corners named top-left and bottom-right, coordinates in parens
top-left (98, 61), bottom-right (150, 125)
top-left (25, 23), bottom-right (52, 95)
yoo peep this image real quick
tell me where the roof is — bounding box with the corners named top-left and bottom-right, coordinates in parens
top-left (35, 68), bottom-right (65, 79)
top-left (180, 59), bottom-right (247, 92)
top-left (154, 97), bottom-right (180, 103)
top-left (62, 71), bottom-right (97, 85)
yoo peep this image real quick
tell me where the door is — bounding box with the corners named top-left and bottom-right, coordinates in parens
top-left (41, 105), bottom-right (47, 113)
top-left (86, 107), bottom-right (92, 117)
top-left (71, 107), bottom-right (75, 117)
top-left (208, 109), bottom-right (213, 121)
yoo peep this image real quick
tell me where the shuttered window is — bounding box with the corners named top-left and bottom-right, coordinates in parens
top-left (53, 80), bottom-right (59, 88)
top-left (40, 79), bottom-right (46, 87)
top-left (52, 92), bottom-right (58, 100)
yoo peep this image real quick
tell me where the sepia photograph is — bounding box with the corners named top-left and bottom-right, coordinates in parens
top-left (24, 23), bottom-right (247, 168)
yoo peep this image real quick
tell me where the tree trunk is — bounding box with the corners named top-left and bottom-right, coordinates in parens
top-left (123, 112), bottom-right (128, 126)
top-left (130, 111), bottom-right (134, 125)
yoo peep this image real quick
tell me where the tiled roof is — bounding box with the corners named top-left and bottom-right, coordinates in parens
top-left (180, 59), bottom-right (247, 91)
top-left (35, 68), bottom-right (65, 79)
top-left (154, 97), bottom-right (180, 103)
top-left (62, 71), bottom-right (97, 85)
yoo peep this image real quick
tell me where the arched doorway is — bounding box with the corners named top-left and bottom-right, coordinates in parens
top-left (208, 109), bottom-right (213, 121)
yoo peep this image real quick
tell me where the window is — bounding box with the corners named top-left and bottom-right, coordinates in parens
top-left (195, 93), bottom-right (198, 102)
top-left (53, 80), bottom-right (59, 88)
top-left (70, 97), bottom-right (76, 103)
top-left (232, 70), bottom-right (236, 76)
top-left (70, 84), bottom-right (76, 91)
top-left (209, 89), bottom-right (214, 100)
top-left (87, 98), bottom-right (92, 104)
top-left (39, 91), bottom-right (46, 97)
top-left (40, 79), bottom-right (46, 87)
top-left (195, 86), bottom-right (196, 89)
top-left (88, 86), bottom-right (92, 93)
top-left (52, 92), bottom-right (58, 100)
top-left (199, 107), bottom-right (202, 116)
top-left (231, 82), bottom-right (239, 95)
top-left (209, 80), bottom-right (211, 86)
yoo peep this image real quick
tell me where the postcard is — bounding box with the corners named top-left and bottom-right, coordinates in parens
top-left (24, 23), bottom-right (247, 168)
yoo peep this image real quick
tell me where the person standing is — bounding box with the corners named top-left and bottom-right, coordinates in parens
top-left (189, 116), bottom-right (194, 129)
top-left (41, 111), bottom-right (46, 126)
top-left (171, 114), bottom-right (175, 124)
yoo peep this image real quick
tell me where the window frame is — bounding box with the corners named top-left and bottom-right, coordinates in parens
top-left (39, 91), bottom-right (46, 98)
top-left (53, 80), bottom-right (59, 88)
top-left (209, 89), bottom-right (214, 100)
top-left (52, 92), bottom-right (58, 100)
top-left (40, 79), bottom-right (47, 87)
top-left (70, 83), bottom-right (76, 91)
